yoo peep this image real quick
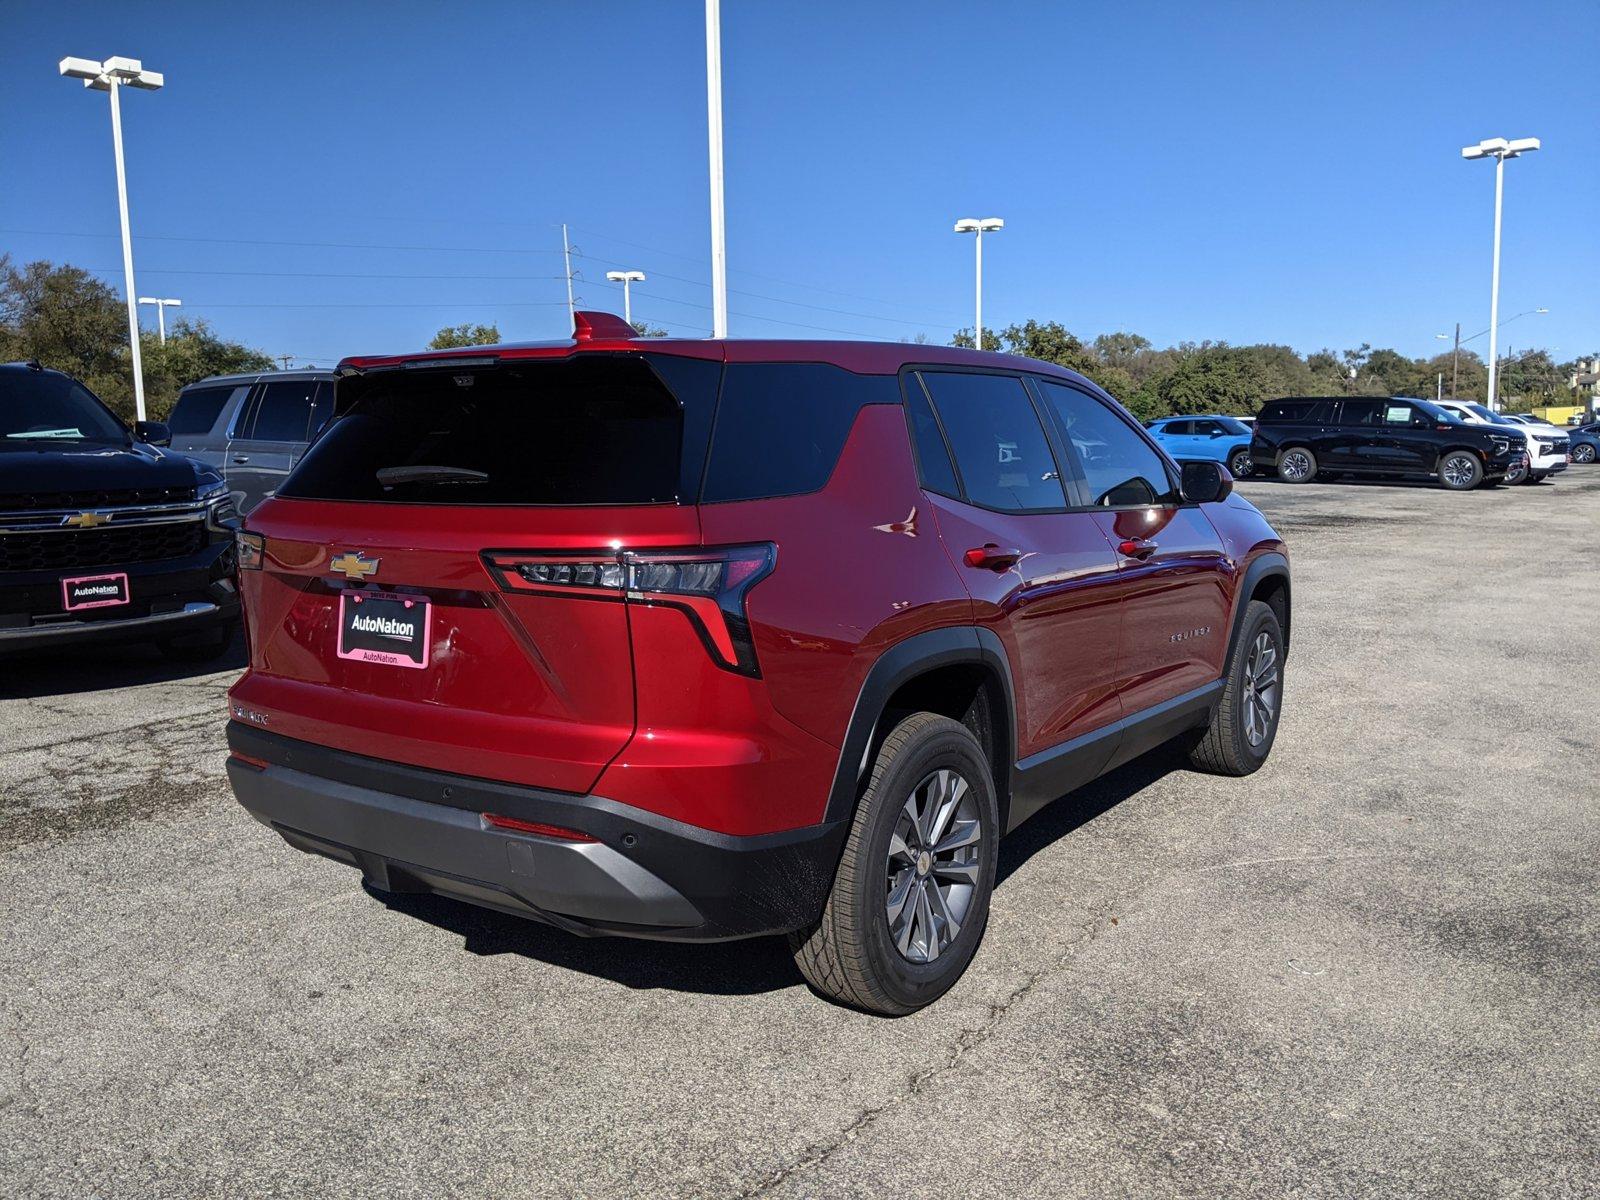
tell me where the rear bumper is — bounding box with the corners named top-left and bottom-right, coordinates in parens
top-left (225, 723), bottom-right (848, 942)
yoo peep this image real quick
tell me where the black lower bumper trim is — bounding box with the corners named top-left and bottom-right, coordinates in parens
top-left (226, 723), bottom-right (847, 942)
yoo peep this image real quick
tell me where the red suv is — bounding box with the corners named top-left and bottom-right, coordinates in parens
top-left (226, 312), bottom-right (1290, 1014)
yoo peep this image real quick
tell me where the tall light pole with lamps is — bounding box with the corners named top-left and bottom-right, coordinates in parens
top-left (59, 55), bottom-right (164, 423)
top-left (953, 217), bottom-right (1003, 350)
top-left (1461, 136), bottom-right (1540, 410)
top-left (138, 296), bottom-right (181, 344)
top-left (605, 271), bottom-right (646, 326)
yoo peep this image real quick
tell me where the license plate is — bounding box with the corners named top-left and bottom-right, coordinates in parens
top-left (62, 572), bottom-right (130, 612)
top-left (337, 589), bottom-right (431, 669)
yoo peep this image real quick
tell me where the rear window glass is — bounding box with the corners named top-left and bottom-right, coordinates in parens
top-left (169, 385), bottom-right (244, 437)
top-left (1259, 399), bottom-right (1335, 423)
top-left (280, 356), bottom-right (706, 506)
top-left (701, 363), bottom-right (895, 503)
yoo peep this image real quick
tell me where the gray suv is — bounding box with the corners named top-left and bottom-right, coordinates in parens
top-left (167, 370), bottom-right (336, 512)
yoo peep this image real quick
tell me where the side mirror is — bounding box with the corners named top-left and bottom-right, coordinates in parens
top-left (1208, 429), bottom-right (1223, 438)
top-left (1181, 459), bottom-right (1233, 504)
top-left (134, 420), bottom-right (171, 447)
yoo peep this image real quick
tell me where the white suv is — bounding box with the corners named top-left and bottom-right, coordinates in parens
top-left (1435, 401), bottom-right (1569, 484)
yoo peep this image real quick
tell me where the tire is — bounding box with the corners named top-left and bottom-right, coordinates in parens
top-left (1188, 600), bottom-right (1284, 777)
top-left (1276, 447), bottom-right (1317, 483)
top-left (790, 712), bottom-right (1000, 1016)
top-left (156, 625), bottom-right (233, 663)
top-left (1504, 457), bottom-right (1528, 486)
top-left (1573, 443), bottom-right (1596, 464)
top-left (1438, 450), bottom-right (1484, 490)
top-left (1227, 446), bottom-right (1255, 478)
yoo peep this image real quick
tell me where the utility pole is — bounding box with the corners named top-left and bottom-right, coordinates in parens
top-left (562, 223), bottom-right (576, 332)
top-left (1452, 321), bottom-right (1460, 399)
top-left (278, 355), bottom-right (293, 370)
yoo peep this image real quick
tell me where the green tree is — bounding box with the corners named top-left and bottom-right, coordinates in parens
top-left (0, 255), bottom-right (130, 408)
top-left (428, 322), bottom-right (501, 349)
top-left (630, 321), bottom-right (669, 338)
top-left (950, 327), bottom-right (1001, 352)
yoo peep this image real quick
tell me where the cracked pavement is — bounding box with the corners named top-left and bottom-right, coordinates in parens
top-left (2, 473), bottom-right (1597, 1198)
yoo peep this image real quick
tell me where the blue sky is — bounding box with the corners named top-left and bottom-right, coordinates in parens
top-left (2, 1), bottom-right (1593, 367)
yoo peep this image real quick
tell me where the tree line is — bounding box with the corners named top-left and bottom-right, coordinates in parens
top-left (2, 256), bottom-right (1582, 424)
top-left (951, 321), bottom-right (1579, 419)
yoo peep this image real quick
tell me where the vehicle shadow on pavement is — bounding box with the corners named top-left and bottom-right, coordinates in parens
top-left (367, 747), bottom-right (1189, 997)
top-left (0, 632), bottom-right (246, 699)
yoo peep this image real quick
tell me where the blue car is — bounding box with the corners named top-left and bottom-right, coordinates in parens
top-left (1568, 423), bottom-right (1599, 465)
top-left (1145, 415), bottom-right (1256, 478)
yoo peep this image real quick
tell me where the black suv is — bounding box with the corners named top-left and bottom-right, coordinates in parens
top-left (0, 363), bottom-right (241, 659)
top-left (1250, 396), bottom-right (1523, 489)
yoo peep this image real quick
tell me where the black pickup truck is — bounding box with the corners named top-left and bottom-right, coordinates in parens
top-left (1, 362), bottom-right (240, 659)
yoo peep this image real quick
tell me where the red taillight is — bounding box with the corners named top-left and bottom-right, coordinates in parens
top-left (482, 543), bottom-right (776, 676)
top-left (229, 750), bottom-right (270, 771)
top-left (481, 813), bottom-right (598, 842)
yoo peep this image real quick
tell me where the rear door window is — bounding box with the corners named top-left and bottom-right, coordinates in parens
top-left (1259, 399), bottom-right (1335, 423)
top-left (701, 363), bottom-right (896, 502)
top-left (169, 385), bottom-right (246, 437)
top-left (1036, 380), bottom-right (1180, 507)
top-left (245, 379), bottom-right (319, 443)
top-left (901, 373), bottom-right (960, 497)
top-left (919, 371), bottom-right (1066, 512)
top-left (280, 355), bottom-right (715, 507)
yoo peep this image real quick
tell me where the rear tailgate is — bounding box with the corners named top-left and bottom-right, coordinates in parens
top-left (228, 350), bottom-right (719, 795)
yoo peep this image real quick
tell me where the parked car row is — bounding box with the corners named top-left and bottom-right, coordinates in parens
top-left (1150, 397), bottom-right (1589, 491)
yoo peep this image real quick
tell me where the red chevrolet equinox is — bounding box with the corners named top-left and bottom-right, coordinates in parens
top-left (226, 311), bottom-right (1290, 1014)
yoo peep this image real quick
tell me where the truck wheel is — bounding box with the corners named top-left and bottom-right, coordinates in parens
top-left (1504, 457), bottom-right (1528, 485)
top-left (1276, 447), bottom-right (1317, 483)
top-left (790, 712), bottom-right (999, 1016)
top-left (1438, 451), bottom-right (1484, 490)
top-left (1227, 446), bottom-right (1254, 478)
top-left (1188, 600), bottom-right (1284, 777)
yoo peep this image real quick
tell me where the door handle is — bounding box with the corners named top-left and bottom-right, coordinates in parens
top-left (964, 544), bottom-right (1021, 571)
top-left (1117, 537), bottom-right (1159, 560)
top-left (232, 455), bottom-right (250, 464)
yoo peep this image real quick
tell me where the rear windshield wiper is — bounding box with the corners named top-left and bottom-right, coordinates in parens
top-left (375, 465), bottom-right (490, 487)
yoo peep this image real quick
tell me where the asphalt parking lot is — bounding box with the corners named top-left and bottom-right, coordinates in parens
top-left (3, 471), bottom-right (1597, 1199)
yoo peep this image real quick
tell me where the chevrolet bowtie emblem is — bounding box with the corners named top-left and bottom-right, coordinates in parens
top-left (64, 511), bottom-right (111, 529)
top-left (330, 551), bottom-right (381, 582)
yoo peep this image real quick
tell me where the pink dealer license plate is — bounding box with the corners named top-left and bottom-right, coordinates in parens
top-left (336, 589), bottom-right (431, 669)
top-left (62, 572), bottom-right (130, 611)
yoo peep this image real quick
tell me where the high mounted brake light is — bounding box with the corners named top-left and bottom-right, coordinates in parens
top-left (482, 543), bottom-right (777, 676)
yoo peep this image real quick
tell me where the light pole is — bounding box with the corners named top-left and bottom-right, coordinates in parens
top-left (137, 296), bottom-right (181, 344)
top-left (705, 0), bottom-right (728, 338)
top-left (1461, 136), bottom-right (1540, 410)
top-left (953, 217), bottom-right (1003, 350)
top-left (605, 271), bottom-right (646, 326)
top-left (59, 55), bottom-right (163, 423)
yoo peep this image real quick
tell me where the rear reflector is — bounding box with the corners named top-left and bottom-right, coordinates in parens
top-left (481, 813), bottom-right (598, 842)
top-left (229, 750), bottom-right (271, 771)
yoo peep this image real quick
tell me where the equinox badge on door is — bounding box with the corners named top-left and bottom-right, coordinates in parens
top-left (330, 551), bottom-right (380, 582)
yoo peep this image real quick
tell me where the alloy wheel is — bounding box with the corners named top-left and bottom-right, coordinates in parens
top-left (885, 768), bottom-right (982, 964)
top-left (1280, 450), bottom-right (1311, 481)
top-left (1242, 631), bottom-right (1280, 748)
top-left (1575, 444), bottom-right (1596, 464)
top-left (1229, 449), bottom-right (1254, 478)
top-left (1442, 454), bottom-right (1477, 488)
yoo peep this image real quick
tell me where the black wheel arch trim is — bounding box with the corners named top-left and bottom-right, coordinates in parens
top-left (823, 625), bottom-right (1017, 827)
top-left (1226, 552), bottom-right (1291, 664)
